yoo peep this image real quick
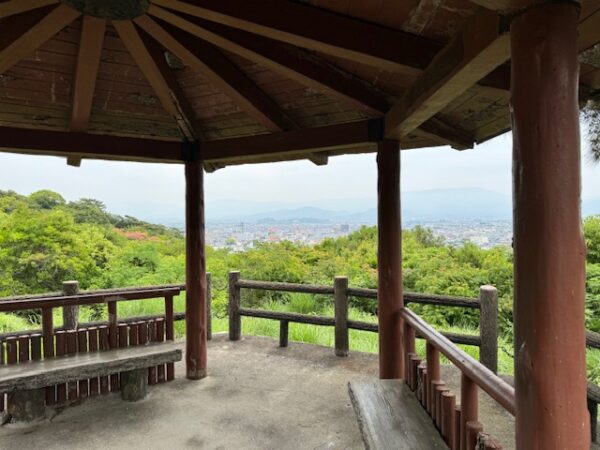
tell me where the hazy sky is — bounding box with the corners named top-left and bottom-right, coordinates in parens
top-left (1, 129), bottom-right (599, 220)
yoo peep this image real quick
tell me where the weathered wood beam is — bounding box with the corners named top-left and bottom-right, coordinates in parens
top-left (147, 5), bottom-right (390, 116)
top-left (0, 0), bottom-right (58, 19)
top-left (134, 15), bottom-right (296, 132)
top-left (0, 126), bottom-right (183, 163)
top-left (307, 153), bottom-right (328, 166)
top-left (150, 0), bottom-right (439, 74)
top-left (0, 4), bottom-right (80, 75)
top-left (200, 119), bottom-right (383, 162)
top-left (579, 7), bottom-right (600, 52)
top-left (385, 11), bottom-right (510, 139)
top-left (70, 16), bottom-right (106, 132)
top-left (139, 29), bottom-right (202, 141)
top-left (418, 117), bottom-right (474, 150)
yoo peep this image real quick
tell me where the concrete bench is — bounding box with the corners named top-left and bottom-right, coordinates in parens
top-left (0, 342), bottom-right (182, 422)
top-left (348, 380), bottom-right (446, 450)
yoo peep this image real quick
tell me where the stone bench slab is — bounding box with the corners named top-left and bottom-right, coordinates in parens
top-left (348, 379), bottom-right (446, 450)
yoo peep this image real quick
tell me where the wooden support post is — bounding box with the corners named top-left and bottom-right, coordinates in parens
top-left (228, 271), bottom-right (241, 341)
top-left (454, 406), bottom-right (462, 450)
top-left (479, 285), bottom-right (498, 373)
top-left (62, 280), bottom-right (79, 330)
top-left (41, 306), bottom-right (55, 405)
top-left (589, 396), bottom-right (597, 444)
top-left (55, 331), bottom-right (67, 403)
top-left (279, 320), bottom-right (289, 347)
top-left (66, 330), bottom-right (78, 400)
top-left (460, 374), bottom-right (478, 450)
top-left (376, 140), bottom-right (404, 379)
top-left (334, 276), bottom-right (349, 357)
top-left (185, 157), bottom-right (208, 380)
top-left (156, 318), bottom-right (166, 383)
top-left (207, 272), bottom-right (212, 341)
top-left (511, 3), bottom-right (590, 448)
top-left (164, 295), bottom-right (175, 381)
top-left (148, 320), bottom-right (158, 385)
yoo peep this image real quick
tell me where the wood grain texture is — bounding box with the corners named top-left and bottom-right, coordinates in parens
top-left (0, 342), bottom-right (181, 392)
top-left (348, 380), bottom-right (446, 449)
top-left (0, 4), bottom-right (80, 75)
top-left (0, 0), bottom-right (58, 19)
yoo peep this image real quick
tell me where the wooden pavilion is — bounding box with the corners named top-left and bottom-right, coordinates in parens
top-left (0, 0), bottom-right (598, 448)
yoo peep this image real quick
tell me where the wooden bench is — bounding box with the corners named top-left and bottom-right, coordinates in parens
top-left (348, 380), bottom-right (446, 450)
top-left (0, 342), bottom-right (182, 422)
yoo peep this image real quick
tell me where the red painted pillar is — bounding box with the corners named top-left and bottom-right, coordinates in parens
top-left (377, 140), bottom-right (404, 379)
top-left (185, 156), bottom-right (208, 380)
top-left (511, 3), bottom-right (590, 448)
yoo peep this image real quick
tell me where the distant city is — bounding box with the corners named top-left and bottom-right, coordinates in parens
top-left (204, 219), bottom-right (513, 251)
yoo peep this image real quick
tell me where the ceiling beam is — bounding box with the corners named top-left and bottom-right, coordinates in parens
top-left (418, 117), bottom-right (475, 150)
top-left (200, 119), bottom-right (383, 163)
top-left (307, 153), bottom-right (329, 166)
top-left (148, 5), bottom-right (390, 116)
top-left (70, 16), bottom-right (106, 132)
top-left (135, 14), bottom-right (297, 132)
top-left (385, 11), bottom-right (510, 139)
top-left (140, 28), bottom-right (203, 141)
top-left (0, 126), bottom-right (183, 163)
top-left (0, 0), bottom-right (58, 19)
top-left (579, 8), bottom-right (600, 52)
top-left (150, 0), bottom-right (439, 75)
top-left (0, 4), bottom-right (80, 75)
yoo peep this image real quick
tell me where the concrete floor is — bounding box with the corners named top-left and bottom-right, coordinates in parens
top-left (0, 333), bottom-right (569, 450)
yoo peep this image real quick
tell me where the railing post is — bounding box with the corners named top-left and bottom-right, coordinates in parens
top-left (228, 271), bottom-right (241, 341)
top-left (334, 276), bottom-right (349, 357)
top-left (479, 285), bottom-right (498, 373)
top-left (279, 320), bottom-right (289, 347)
top-left (62, 280), bottom-right (79, 330)
top-left (207, 273), bottom-right (212, 341)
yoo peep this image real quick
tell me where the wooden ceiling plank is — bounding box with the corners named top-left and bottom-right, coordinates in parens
top-left (150, 0), bottom-right (439, 74)
top-left (70, 16), bottom-right (106, 132)
top-left (134, 14), bottom-right (296, 132)
top-left (112, 20), bottom-right (180, 117)
top-left (0, 0), bottom-right (58, 19)
top-left (0, 4), bottom-right (81, 75)
top-left (147, 5), bottom-right (390, 116)
top-left (385, 10), bottom-right (510, 139)
top-left (579, 8), bottom-right (600, 52)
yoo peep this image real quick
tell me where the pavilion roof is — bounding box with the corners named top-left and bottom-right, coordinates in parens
top-left (0, 0), bottom-right (599, 167)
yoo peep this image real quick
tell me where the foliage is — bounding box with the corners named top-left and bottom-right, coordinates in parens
top-left (0, 190), bottom-right (599, 382)
top-left (584, 99), bottom-right (600, 163)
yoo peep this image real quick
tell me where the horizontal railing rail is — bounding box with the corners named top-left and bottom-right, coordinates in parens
top-left (228, 271), bottom-right (499, 371)
top-left (402, 307), bottom-right (515, 449)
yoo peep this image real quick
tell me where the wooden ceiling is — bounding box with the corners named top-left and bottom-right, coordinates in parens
top-left (0, 0), bottom-right (599, 166)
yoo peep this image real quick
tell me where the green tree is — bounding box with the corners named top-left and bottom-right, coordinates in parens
top-left (29, 190), bottom-right (65, 210)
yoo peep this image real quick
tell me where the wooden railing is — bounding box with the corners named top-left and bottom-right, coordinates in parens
top-left (402, 307), bottom-right (514, 449)
top-left (0, 280), bottom-right (190, 413)
top-left (227, 271), bottom-right (500, 372)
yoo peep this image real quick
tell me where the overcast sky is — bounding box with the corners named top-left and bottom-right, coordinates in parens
top-left (1, 130), bottom-right (599, 221)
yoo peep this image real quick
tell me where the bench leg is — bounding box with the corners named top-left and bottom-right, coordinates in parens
top-left (120, 368), bottom-right (148, 402)
top-left (7, 388), bottom-right (46, 422)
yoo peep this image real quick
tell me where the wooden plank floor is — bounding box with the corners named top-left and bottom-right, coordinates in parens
top-left (349, 379), bottom-right (447, 450)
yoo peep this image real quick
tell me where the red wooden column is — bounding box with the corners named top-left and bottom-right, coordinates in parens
top-left (185, 150), bottom-right (208, 380)
top-left (376, 140), bottom-right (404, 379)
top-left (511, 3), bottom-right (590, 448)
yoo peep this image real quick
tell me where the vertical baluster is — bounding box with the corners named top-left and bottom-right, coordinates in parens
top-left (88, 327), bottom-right (99, 396)
top-left (165, 295), bottom-right (175, 381)
top-left (77, 328), bottom-right (89, 399)
top-left (156, 318), bottom-right (166, 383)
top-left (148, 320), bottom-right (158, 385)
top-left (441, 392), bottom-right (456, 449)
top-left (460, 374), bottom-right (478, 450)
top-left (41, 306), bottom-right (55, 405)
top-left (18, 335), bottom-right (30, 363)
top-left (30, 334), bottom-right (42, 361)
top-left (454, 406), bottom-right (462, 450)
top-left (426, 343), bottom-right (440, 414)
top-left (117, 323), bottom-right (128, 390)
top-left (5, 337), bottom-right (17, 413)
top-left (107, 301), bottom-right (118, 392)
top-left (417, 363), bottom-right (426, 403)
top-left (98, 326), bottom-right (110, 394)
top-left (66, 330), bottom-right (78, 401)
top-left (0, 340), bottom-right (5, 412)
top-left (55, 331), bottom-right (67, 403)
top-left (404, 322), bottom-right (416, 383)
top-left (466, 421), bottom-right (484, 450)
